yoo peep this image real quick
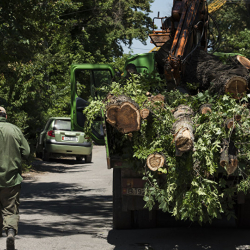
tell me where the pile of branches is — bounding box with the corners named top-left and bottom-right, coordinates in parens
top-left (84, 54), bottom-right (250, 224)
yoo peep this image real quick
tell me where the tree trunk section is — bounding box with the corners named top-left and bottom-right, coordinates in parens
top-left (173, 105), bottom-right (193, 119)
top-left (140, 108), bottom-right (151, 120)
top-left (184, 49), bottom-right (249, 98)
top-left (216, 75), bottom-right (247, 99)
top-left (225, 118), bottom-right (236, 130)
top-left (199, 104), bottom-right (212, 114)
top-left (173, 115), bottom-right (194, 156)
top-left (146, 153), bottom-right (166, 171)
top-left (106, 95), bottom-right (140, 134)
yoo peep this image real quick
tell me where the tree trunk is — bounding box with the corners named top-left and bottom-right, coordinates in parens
top-left (184, 49), bottom-right (249, 98)
top-left (106, 95), bottom-right (141, 134)
top-left (146, 153), bottom-right (166, 171)
top-left (172, 105), bottom-right (194, 156)
top-left (214, 75), bottom-right (247, 99)
top-left (173, 105), bottom-right (193, 119)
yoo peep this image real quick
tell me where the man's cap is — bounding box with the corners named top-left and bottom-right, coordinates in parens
top-left (0, 107), bottom-right (6, 114)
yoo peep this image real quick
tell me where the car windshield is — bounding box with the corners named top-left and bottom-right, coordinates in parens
top-left (54, 119), bottom-right (71, 131)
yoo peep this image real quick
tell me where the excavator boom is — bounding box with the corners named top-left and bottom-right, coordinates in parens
top-left (150, 0), bottom-right (208, 83)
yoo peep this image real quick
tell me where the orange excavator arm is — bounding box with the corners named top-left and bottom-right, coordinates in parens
top-left (150, 0), bottom-right (208, 84)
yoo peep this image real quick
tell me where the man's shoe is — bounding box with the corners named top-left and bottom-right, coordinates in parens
top-left (6, 228), bottom-right (15, 250)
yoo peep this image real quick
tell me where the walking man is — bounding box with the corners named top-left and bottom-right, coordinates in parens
top-left (0, 107), bottom-right (30, 250)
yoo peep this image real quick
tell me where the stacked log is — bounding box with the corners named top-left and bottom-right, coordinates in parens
top-left (146, 153), bottom-right (166, 171)
top-left (106, 94), bottom-right (166, 133)
top-left (172, 105), bottom-right (194, 156)
top-left (106, 95), bottom-right (141, 134)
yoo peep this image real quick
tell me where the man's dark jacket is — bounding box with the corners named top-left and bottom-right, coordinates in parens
top-left (0, 117), bottom-right (30, 187)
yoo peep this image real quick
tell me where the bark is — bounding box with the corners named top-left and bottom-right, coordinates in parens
top-left (220, 146), bottom-right (229, 168)
top-left (173, 105), bottom-right (193, 119)
top-left (146, 153), bottom-right (166, 171)
top-left (214, 75), bottom-right (247, 99)
top-left (106, 95), bottom-right (140, 134)
top-left (227, 155), bottom-right (238, 175)
top-left (220, 140), bottom-right (238, 175)
top-left (172, 105), bottom-right (194, 156)
top-left (184, 49), bottom-right (249, 99)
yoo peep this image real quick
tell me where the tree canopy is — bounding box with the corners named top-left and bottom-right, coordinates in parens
top-left (0, 0), bottom-right (154, 149)
top-left (209, 0), bottom-right (250, 57)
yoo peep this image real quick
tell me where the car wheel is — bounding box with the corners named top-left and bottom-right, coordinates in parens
top-left (76, 156), bottom-right (83, 162)
top-left (42, 148), bottom-right (50, 161)
top-left (84, 153), bottom-right (92, 163)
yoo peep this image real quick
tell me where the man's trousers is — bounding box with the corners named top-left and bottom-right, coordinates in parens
top-left (0, 184), bottom-right (21, 234)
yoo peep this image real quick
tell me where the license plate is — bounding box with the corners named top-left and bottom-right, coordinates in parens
top-left (62, 136), bottom-right (77, 142)
top-left (124, 188), bottom-right (145, 196)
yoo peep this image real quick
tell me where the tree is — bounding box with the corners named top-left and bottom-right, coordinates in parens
top-left (0, 0), bottom-right (154, 148)
top-left (209, 0), bottom-right (250, 57)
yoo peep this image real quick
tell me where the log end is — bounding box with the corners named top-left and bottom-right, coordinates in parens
top-left (106, 102), bottom-right (141, 134)
top-left (199, 104), bottom-right (212, 114)
top-left (237, 55), bottom-right (250, 70)
top-left (140, 108), bottom-right (150, 120)
top-left (147, 153), bottom-right (166, 171)
top-left (175, 128), bottom-right (194, 152)
top-left (225, 118), bottom-right (236, 130)
top-left (225, 76), bottom-right (247, 99)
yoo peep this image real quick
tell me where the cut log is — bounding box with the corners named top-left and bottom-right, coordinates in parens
top-left (140, 108), bottom-right (151, 120)
top-left (220, 146), bottom-right (229, 168)
top-left (237, 55), bottom-right (250, 70)
top-left (225, 118), bottom-right (236, 130)
top-left (224, 76), bottom-right (247, 99)
top-left (184, 49), bottom-right (249, 98)
top-left (227, 155), bottom-right (238, 175)
top-left (173, 105), bottom-right (194, 119)
top-left (172, 116), bottom-right (194, 156)
top-left (199, 104), bottom-right (212, 114)
top-left (147, 153), bottom-right (166, 171)
top-left (106, 95), bottom-right (140, 134)
top-left (220, 140), bottom-right (238, 175)
top-left (172, 105), bottom-right (194, 156)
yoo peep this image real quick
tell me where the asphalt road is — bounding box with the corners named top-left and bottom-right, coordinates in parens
top-left (1, 145), bottom-right (250, 250)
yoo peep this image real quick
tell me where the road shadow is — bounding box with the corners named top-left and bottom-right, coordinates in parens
top-left (107, 223), bottom-right (250, 250)
top-left (19, 181), bottom-right (112, 237)
top-left (25, 158), bottom-right (92, 175)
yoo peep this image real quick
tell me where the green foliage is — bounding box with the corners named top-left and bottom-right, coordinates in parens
top-left (0, 0), bottom-right (153, 153)
top-left (210, 1), bottom-right (250, 57)
top-left (85, 73), bottom-right (250, 224)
